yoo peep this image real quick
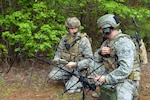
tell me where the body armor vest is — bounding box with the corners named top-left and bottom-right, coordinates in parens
top-left (61, 33), bottom-right (89, 62)
top-left (102, 33), bottom-right (141, 80)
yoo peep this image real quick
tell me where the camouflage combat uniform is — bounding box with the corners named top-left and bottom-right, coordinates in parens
top-left (48, 32), bottom-right (93, 93)
top-left (91, 30), bottom-right (140, 100)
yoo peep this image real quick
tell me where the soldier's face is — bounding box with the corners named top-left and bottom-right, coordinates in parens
top-left (68, 27), bottom-right (78, 37)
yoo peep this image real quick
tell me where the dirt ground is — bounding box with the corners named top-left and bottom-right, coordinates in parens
top-left (0, 52), bottom-right (150, 100)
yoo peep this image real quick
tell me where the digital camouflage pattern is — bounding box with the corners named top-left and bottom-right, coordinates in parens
top-left (48, 32), bottom-right (93, 93)
top-left (65, 17), bottom-right (81, 28)
top-left (90, 30), bottom-right (140, 100)
top-left (97, 14), bottom-right (120, 28)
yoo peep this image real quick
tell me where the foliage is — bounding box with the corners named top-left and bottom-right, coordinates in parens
top-left (1, 1), bottom-right (66, 59)
top-left (0, 0), bottom-right (150, 63)
top-left (94, 0), bottom-right (150, 50)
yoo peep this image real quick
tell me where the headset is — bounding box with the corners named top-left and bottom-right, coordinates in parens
top-left (102, 27), bottom-right (112, 35)
top-left (102, 15), bottom-right (119, 35)
top-left (102, 27), bottom-right (115, 35)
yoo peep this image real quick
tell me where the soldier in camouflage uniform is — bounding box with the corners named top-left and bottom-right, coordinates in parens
top-left (91, 14), bottom-right (140, 100)
top-left (48, 17), bottom-right (93, 93)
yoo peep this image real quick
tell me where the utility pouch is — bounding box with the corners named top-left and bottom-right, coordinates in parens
top-left (100, 85), bottom-right (117, 100)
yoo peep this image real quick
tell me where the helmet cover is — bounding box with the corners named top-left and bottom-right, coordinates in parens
top-left (65, 17), bottom-right (81, 28)
top-left (97, 14), bottom-right (120, 28)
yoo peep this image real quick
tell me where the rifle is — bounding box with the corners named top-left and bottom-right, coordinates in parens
top-left (132, 18), bottom-right (141, 46)
top-left (132, 18), bottom-right (148, 65)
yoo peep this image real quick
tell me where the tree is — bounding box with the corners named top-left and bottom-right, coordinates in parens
top-left (0, 0), bottom-right (150, 66)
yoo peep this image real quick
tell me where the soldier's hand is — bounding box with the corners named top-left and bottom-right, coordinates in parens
top-left (94, 75), bottom-right (106, 83)
top-left (101, 46), bottom-right (111, 55)
top-left (66, 62), bottom-right (77, 68)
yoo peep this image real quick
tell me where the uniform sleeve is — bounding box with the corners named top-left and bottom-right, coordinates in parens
top-left (90, 41), bottom-right (107, 76)
top-left (77, 37), bottom-right (93, 69)
top-left (105, 37), bottom-right (135, 84)
top-left (94, 40), bottom-right (108, 63)
top-left (94, 48), bottom-right (103, 62)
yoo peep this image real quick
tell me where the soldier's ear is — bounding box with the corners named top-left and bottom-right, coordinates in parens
top-left (66, 27), bottom-right (69, 31)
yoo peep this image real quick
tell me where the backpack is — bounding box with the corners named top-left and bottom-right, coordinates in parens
top-left (130, 35), bottom-right (148, 65)
top-left (111, 33), bottom-right (148, 66)
top-left (131, 18), bottom-right (148, 65)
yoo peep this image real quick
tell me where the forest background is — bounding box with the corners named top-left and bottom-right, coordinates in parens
top-left (0, 0), bottom-right (150, 64)
top-left (0, 0), bottom-right (150, 100)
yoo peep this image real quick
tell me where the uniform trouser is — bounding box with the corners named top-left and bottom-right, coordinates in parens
top-left (116, 80), bottom-right (139, 100)
top-left (48, 66), bottom-right (82, 92)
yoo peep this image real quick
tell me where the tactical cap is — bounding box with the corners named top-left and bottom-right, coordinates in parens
top-left (97, 14), bottom-right (120, 28)
top-left (65, 17), bottom-right (81, 28)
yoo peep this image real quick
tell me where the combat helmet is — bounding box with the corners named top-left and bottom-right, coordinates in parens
top-left (97, 14), bottom-right (120, 28)
top-left (65, 17), bottom-right (81, 28)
